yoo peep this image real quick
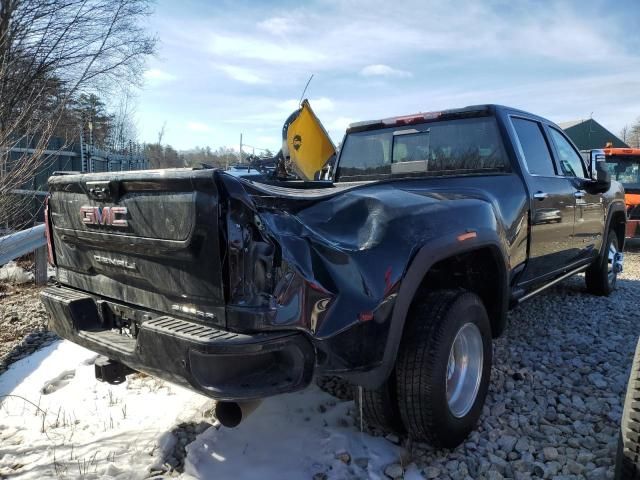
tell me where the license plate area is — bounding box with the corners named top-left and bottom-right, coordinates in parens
top-left (98, 301), bottom-right (154, 338)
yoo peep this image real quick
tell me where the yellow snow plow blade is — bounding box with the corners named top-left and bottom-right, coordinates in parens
top-left (286, 99), bottom-right (336, 180)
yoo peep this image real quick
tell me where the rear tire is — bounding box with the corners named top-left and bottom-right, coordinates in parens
top-left (355, 378), bottom-right (404, 434)
top-left (586, 229), bottom-right (621, 296)
top-left (395, 290), bottom-right (492, 448)
top-left (615, 337), bottom-right (640, 479)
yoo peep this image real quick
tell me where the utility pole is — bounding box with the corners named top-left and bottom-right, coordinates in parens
top-left (239, 133), bottom-right (243, 164)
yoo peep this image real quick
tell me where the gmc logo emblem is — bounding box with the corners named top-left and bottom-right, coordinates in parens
top-left (80, 206), bottom-right (128, 227)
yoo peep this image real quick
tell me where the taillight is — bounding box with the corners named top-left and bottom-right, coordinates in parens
top-left (44, 195), bottom-right (56, 265)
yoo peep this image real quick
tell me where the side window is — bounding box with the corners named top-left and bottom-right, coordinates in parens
top-left (511, 118), bottom-right (556, 176)
top-left (548, 128), bottom-right (587, 178)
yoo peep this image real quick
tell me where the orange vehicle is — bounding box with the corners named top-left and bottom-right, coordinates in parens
top-left (603, 147), bottom-right (640, 239)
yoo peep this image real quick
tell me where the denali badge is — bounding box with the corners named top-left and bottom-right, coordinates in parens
top-left (80, 206), bottom-right (128, 227)
top-left (171, 304), bottom-right (216, 320)
top-left (93, 255), bottom-right (137, 270)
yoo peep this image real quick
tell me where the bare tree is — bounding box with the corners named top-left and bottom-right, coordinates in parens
top-left (0, 0), bottom-right (156, 229)
top-left (145, 143), bottom-right (182, 169)
top-left (108, 88), bottom-right (138, 152)
top-left (629, 119), bottom-right (640, 149)
top-left (144, 122), bottom-right (184, 169)
top-left (620, 125), bottom-right (629, 145)
top-left (157, 121), bottom-right (166, 146)
top-left (181, 146), bottom-right (239, 169)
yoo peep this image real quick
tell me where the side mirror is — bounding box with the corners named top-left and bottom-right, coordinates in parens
top-left (586, 150), bottom-right (611, 193)
top-left (595, 160), bottom-right (611, 190)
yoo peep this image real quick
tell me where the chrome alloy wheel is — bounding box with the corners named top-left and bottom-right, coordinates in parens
top-left (608, 240), bottom-right (624, 284)
top-left (446, 322), bottom-right (484, 418)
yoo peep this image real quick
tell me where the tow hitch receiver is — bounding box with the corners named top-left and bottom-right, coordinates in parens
top-left (95, 356), bottom-right (135, 384)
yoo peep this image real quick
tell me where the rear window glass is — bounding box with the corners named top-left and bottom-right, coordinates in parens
top-left (336, 117), bottom-right (507, 180)
top-left (336, 130), bottom-right (392, 179)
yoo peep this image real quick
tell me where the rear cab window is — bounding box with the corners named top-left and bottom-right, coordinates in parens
top-left (335, 116), bottom-right (509, 181)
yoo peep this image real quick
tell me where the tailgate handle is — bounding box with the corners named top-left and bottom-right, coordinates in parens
top-left (87, 181), bottom-right (118, 201)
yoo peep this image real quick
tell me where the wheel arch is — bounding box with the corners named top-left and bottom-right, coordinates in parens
top-left (347, 229), bottom-right (509, 389)
top-left (606, 202), bottom-right (627, 252)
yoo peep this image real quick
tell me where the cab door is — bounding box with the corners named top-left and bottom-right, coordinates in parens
top-left (546, 126), bottom-right (604, 262)
top-left (510, 117), bottom-right (577, 283)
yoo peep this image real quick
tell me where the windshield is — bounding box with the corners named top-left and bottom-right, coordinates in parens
top-left (605, 156), bottom-right (640, 187)
top-left (336, 116), bottom-right (507, 181)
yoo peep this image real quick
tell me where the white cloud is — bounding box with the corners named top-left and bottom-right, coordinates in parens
top-left (327, 117), bottom-right (355, 132)
top-left (186, 121), bottom-right (212, 133)
top-left (157, 2), bottom-right (638, 76)
top-left (257, 16), bottom-right (300, 35)
top-left (256, 135), bottom-right (279, 145)
top-left (136, 1), bottom-right (640, 150)
top-left (218, 65), bottom-right (267, 85)
top-left (360, 64), bottom-right (412, 78)
top-left (210, 34), bottom-right (326, 65)
top-left (143, 68), bottom-right (175, 83)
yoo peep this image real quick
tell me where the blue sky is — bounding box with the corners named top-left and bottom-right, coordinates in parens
top-left (135, 0), bottom-right (640, 152)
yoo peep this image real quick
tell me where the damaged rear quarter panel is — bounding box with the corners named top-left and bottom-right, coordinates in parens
top-left (221, 172), bottom-right (527, 379)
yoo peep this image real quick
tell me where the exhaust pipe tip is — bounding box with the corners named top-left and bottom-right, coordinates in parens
top-left (215, 400), bottom-right (262, 428)
top-left (215, 402), bottom-right (243, 428)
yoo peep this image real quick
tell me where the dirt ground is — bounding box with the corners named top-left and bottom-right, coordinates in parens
top-left (0, 283), bottom-right (52, 371)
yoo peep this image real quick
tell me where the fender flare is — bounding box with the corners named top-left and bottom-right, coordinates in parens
top-left (602, 200), bottom-right (627, 254)
top-left (344, 228), bottom-right (509, 389)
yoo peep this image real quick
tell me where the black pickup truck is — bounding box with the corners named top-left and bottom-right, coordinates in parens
top-left (41, 104), bottom-right (626, 448)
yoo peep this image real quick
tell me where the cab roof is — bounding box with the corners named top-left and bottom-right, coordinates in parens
top-left (346, 104), bottom-right (550, 134)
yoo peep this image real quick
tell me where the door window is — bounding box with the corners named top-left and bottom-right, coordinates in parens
top-left (511, 118), bottom-right (555, 176)
top-left (548, 128), bottom-right (587, 178)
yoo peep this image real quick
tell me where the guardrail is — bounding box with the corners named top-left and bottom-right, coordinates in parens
top-left (0, 224), bottom-right (47, 285)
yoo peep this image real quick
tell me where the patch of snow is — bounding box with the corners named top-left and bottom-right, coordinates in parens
top-left (0, 340), bottom-right (406, 479)
top-left (0, 261), bottom-right (33, 284)
top-left (183, 386), bottom-right (403, 480)
top-left (0, 340), bottom-right (209, 479)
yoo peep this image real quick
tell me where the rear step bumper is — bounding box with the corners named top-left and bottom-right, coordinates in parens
top-left (41, 285), bottom-right (315, 401)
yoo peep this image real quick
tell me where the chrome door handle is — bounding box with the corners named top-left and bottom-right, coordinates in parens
top-left (533, 192), bottom-right (548, 200)
top-left (574, 191), bottom-right (585, 198)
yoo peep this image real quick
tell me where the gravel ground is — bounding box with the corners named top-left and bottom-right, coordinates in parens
top-left (318, 245), bottom-right (640, 479)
